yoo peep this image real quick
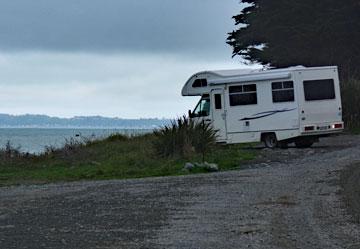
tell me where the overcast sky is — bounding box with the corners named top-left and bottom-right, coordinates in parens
top-left (0, 0), bottom-right (254, 118)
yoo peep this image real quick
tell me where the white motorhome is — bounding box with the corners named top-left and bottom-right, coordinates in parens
top-left (182, 66), bottom-right (344, 148)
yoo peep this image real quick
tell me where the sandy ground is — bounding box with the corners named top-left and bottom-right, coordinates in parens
top-left (0, 134), bottom-right (360, 249)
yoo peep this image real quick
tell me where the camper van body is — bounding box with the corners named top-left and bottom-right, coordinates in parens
top-left (182, 66), bottom-right (344, 147)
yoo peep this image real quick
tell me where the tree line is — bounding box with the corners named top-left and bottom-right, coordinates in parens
top-left (228, 0), bottom-right (360, 127)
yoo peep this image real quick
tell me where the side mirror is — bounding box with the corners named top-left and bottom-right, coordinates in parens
top-left (188, 109), bottom-right (193, 118)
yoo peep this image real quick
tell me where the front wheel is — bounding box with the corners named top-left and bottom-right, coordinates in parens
top-left (263, 133), bottom-right (278, 148)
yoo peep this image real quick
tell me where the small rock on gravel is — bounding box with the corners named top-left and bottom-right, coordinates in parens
top-left (184, 162), bottom-right (195, 171)
top-left (183, 162), bottom-right (219, 172)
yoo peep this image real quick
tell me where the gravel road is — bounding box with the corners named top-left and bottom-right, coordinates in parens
top-left (1, 134), bottom-right (360, 249)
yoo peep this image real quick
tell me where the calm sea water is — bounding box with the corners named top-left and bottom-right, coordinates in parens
top-left (0, 128), bottom-right (151, 154)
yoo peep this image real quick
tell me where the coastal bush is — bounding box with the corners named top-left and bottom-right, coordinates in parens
top-left (105, 133), bottom-right (129, 142)
top-left (0, 140), bottom-right (22, 159)
top-left (341, 77), bottom-right (360, 129)
top-left (153, 116), bottom-right (217, 159)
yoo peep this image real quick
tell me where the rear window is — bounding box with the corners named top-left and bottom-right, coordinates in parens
top-left (303, 79), bottom-right (335, 101)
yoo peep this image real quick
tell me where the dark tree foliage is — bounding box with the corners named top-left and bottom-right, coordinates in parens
top-left (227, 0), bottom-right (360, 78)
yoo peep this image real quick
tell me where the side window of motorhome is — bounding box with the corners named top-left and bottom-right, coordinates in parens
top-left (193, 96), bottom-right (210, 117)
top-left (303, 79), bottom-right (335, 101)
top-left (229, 84), bottom-right (257, 106)
top-left (192, 79), bottom-right (208, 88)
top-left (272, 81), bottom-right (295, 103)
top-left (214, 94), bottom-right (222, 109)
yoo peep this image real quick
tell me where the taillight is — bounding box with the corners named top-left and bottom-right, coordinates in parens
top-left (333, 123), bottom-right (343, 129)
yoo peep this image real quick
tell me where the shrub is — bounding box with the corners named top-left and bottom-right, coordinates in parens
top-left (0, 140), bottom-right (22, 159)
top-left (63, 137), bottom-right (84, 152)
top-left (105, 133), bottom-right (129, 142)
top-left (44, 145), bottom-right (57, 156)
top-left (153, 115), bottom-right (217, 159)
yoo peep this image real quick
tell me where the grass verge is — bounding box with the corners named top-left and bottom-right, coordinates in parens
top-left (0, 133), bottom-right (257, 186)
top-left (349, 128), bottom-right (360, 135)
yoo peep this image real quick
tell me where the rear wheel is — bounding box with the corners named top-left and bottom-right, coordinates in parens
top-left (263, 133), bottom-right (278, 149)
top-left (295, 138), bottom-right (314, 148)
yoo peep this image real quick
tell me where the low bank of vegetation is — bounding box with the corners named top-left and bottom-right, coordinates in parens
top-left (0, 117), bottom-right (256, 186)
top-left (342, 77), bottom-right (360, 131)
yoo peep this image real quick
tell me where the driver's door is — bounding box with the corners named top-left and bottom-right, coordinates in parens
top-left (191, 95), bottom-right (211, 123)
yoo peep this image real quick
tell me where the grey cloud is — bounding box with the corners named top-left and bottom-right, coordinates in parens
top-left (0, 52), bottom-right (246, 118)
top-left (0, 0), bottom-right (240, 53)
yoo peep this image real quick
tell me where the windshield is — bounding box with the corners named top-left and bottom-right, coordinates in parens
top-left (192, 96), bottom-right (210, 117)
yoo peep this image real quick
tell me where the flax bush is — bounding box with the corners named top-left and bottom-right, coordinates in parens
top-left (153, 116), bottom-right (217, 159)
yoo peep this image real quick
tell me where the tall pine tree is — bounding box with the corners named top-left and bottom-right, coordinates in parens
top-left (227, 0), bottom-right (360, 78)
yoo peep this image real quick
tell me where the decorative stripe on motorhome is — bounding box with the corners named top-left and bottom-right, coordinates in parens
top-left (239, 108), bottom-right (297, 121)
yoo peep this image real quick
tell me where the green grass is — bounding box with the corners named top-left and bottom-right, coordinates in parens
top-left (0, 134), bottom-right (257, 186)
top-left (349, 127), bottom-right (360, 135)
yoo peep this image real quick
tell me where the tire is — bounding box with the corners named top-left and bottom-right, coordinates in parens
top-left (295, 138), bottom-right (314, 148)
top-left (263, 133), bottom-right (278, 148)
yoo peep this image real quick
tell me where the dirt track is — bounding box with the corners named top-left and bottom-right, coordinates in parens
top-left (1, 134), bottom-right (360, 249)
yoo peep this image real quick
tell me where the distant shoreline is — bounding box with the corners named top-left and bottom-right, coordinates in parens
top-left (0, 114), bottom-right (170, 130)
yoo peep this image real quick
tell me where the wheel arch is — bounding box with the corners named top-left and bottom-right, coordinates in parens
top-left (261, 132), bottom-right (277, 142)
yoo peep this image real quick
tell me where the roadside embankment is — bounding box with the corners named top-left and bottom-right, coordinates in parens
top-left (340, 162), bottom-right (360, 223)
